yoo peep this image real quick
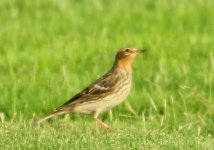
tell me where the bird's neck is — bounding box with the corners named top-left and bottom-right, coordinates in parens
top-left (112, 58), bottom-right (133, 73)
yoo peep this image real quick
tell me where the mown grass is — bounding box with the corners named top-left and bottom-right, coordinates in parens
top-left (0, 120), bottom-right (214, 150)
top-left (0, 0), bottom-right (214, 149)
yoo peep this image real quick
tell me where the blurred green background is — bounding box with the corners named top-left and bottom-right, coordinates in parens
top-left (0, 0), bottom-right (214, 149)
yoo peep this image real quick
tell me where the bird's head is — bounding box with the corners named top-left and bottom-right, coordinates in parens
top-left (114, 48), bottom-right (146, 71)
top-left (116, 48), bottom-right (146, 60)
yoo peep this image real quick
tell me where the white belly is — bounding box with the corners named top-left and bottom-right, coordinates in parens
top-left (73, 82), bottom-right (132, 115)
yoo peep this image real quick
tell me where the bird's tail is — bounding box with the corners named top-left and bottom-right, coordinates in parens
top-left (35, 110), bottom-right (68, 124)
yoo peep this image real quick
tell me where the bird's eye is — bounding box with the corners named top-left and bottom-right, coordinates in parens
top-left (125, 49), bottom-right (130, 52)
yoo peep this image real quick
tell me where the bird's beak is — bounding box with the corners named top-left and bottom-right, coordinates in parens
top-left (136, 49), bottom-right (146, 53)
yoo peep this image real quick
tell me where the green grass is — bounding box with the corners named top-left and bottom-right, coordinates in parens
top-left (1, 121), bottom-right (214, 150)
top-left (0, 0), bottom-right (214, 149)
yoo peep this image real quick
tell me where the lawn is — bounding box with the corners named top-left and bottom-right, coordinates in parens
top-left (0, 0), bottom-right (214, 149)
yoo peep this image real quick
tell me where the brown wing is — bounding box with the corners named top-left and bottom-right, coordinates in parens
top-left (56, 70), bottom-right (120, 110)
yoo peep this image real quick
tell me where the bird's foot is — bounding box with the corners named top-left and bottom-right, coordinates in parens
top-left (94, 118), bottom-right (111, 132)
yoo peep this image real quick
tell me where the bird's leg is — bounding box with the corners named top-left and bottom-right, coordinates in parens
top-left (94, 117), bottom-right (110, 130)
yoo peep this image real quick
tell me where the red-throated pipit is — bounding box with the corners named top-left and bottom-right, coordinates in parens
top-left (36, 48), bottom-right (145, 130)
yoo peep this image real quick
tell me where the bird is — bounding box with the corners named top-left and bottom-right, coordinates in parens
top-left (36, 48), bottom-right (145, 130)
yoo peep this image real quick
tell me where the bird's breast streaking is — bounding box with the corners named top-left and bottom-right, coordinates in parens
top-left (72, 69), bottom-right (132, 116)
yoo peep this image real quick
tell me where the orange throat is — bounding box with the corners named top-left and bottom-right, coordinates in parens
top-left (117, 57), bottom-right (133, 72)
